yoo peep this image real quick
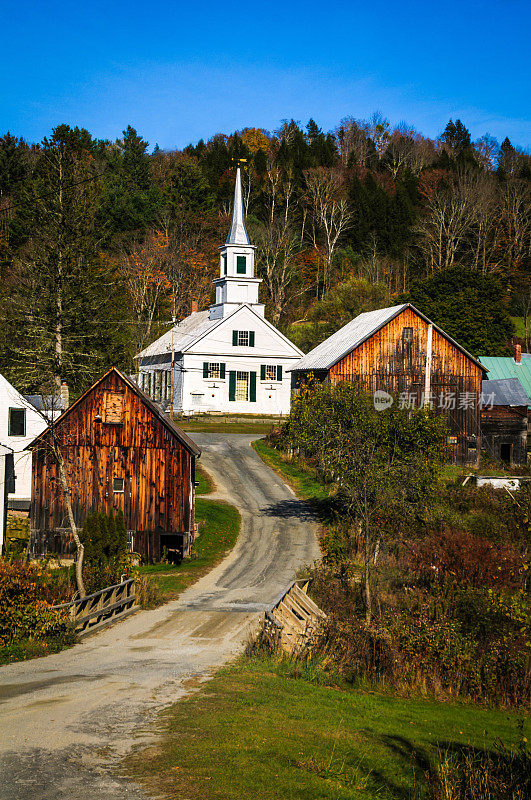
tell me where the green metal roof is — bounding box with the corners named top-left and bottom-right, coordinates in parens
top-left (479, 355), bottom-right (531, 407)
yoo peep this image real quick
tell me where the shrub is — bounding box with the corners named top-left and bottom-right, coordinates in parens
top-left (424, 734), bottom-right (530, 800)
top-left (0, 560), bottom-right (71, 646)
top-left (80, 509), bottom-right (131, 593)
top-left (403, 528), bottom-right (524, 589)
top-left (134, 575), bottom-right (163, 609)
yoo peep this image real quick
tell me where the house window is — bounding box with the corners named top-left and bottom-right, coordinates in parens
top-left (113, 477), bottom-right (125, 493)
top-left (236, 371), bottom-right (249, 401)
top-left (402, 327), bottom-right (413, 342)
top-left (208, 363), bottom-right (220, 379)
top-left (8, 408), bottom-right (26, 437)
top-left (165, 372), bottom-right (172, 400)
top-left (236, 255), bottom-right (246, 274)
top-left (103, 392), bottom-right (124, 424)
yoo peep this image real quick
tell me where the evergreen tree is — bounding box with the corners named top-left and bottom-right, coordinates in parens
top-left (408, 265), bottom-right (514, 356)
top-left (4, 124), bottom-right (126, 393)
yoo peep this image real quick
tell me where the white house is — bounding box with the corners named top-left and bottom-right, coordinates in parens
top-left (136, 168), bottom-right (303, 415)
top-left (0, 373), bottom-right (49, 510)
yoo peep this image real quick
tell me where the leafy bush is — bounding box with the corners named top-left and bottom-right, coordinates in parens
top-left (308, 565), bottom-right (529, 706)
top-left (403, 528), bottom-right (524, 589)
top-left (80, 509), bottom-right (131, 593)
top-left (0, 560), bottom-right (72, 647)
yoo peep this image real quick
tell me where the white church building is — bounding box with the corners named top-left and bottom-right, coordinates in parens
top-left (136, 168), bottom-right (303, 415)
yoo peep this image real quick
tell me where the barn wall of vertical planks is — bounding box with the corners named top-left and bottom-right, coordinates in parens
top-left (28, 368), bottom-right (201, 561)
top-left (291, 305), bottom-right (486, 465)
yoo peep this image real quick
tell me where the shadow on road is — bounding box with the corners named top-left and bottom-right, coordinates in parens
top-left (260, 499), bottom-right (316, 521)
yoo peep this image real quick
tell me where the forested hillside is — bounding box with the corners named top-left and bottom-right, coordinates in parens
top-left (0, 116), bottom-right (529, 395)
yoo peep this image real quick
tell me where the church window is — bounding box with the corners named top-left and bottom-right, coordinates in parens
top-left (236, 255), bottom-right (246, 274)
top-left (236, 372), bottom-right (249, 401)
top-left (260, 365), bottom-right (283, 381)
top-left (203, 362), bottom-right (226, 379)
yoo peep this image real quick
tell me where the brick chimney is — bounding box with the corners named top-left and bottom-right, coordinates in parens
top-left (60, 381), bottom-right (69, 410)
top-left (191, 300), bottom-right (198, 314)
top-left (515, 344), bottom-right (522, 364)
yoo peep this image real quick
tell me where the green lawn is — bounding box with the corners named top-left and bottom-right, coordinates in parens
top-left (178, 413), bottom-right (284, 434)
top-left (136, 489), bottom-right (240, 602)
top-left (195, 463), bottom-right (214, 495)
top-left (127, 655), bottom-right (527, 800)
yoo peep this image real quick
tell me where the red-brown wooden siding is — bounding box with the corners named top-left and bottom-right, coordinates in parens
top-left (30, 370), bottom-right (195, 559)
top-left (327, 308), bottom-right (483, 464)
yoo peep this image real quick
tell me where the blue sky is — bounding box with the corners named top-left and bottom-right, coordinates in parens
top-left (1, 0), bottom-right (529, 150)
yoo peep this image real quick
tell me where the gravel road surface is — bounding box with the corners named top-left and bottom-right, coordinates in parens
top-left (0, 434), bottom-right (320, 800)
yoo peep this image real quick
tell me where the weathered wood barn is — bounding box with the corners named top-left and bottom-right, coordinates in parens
top-left (28, 368), bottom-right (201, 561)
top-left (288, 303), bottom-right (487, 465)
top-left (481, 378), bottom-right (529, 465)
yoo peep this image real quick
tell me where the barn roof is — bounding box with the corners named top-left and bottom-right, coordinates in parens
top-left (287, 303), bottom-right (486, 373)
top-left (481, 378), bottom-right (530, 408)
top-left (479, 355), bottom-right (531, 408)
top-left (26, 367), bottom-right (201, 457)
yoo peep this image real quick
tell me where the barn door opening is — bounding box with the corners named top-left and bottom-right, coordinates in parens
top-left (500, 442), bottom-right (513, 464)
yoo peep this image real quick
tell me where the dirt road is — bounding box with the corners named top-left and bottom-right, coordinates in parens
top-left (0, 434), bottom-right (320, 800)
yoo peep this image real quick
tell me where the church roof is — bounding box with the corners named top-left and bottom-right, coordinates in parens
top-left (226, 167), bottom-right (250, 245)
top-left (136, 311), bottom-right (219, 359)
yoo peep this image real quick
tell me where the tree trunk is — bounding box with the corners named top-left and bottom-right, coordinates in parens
top-left (52, 440), bottom-right (86, 597)
top-left (364, 521), bottom-right (372, 625)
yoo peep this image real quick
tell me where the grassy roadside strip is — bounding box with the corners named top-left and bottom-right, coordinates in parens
top-left (252, 438), bottom-right (330, 505)
top-left (136, 467), bottom-right (240, 605)
top-left (126, 656), bottom-right (525, 800)
top-left (179, 420), bottom-right (279, 434)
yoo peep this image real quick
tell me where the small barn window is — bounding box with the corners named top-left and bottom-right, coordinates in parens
top-left (103, 392), bottom-right (124, 424)
top-left (113, 477), bottom-right (125, 492)
top-left (402, 327), bottom-right (413, 342)
top-left (8, 407), bottom-right (26, 436)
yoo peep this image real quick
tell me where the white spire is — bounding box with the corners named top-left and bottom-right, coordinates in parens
top-left (226, 167), bottom-right (250, 245)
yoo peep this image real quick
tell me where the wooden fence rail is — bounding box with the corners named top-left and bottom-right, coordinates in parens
top-left (52, 578), bottom-right (139, 638)
top-left (265, 580), bottom-right (326, 655)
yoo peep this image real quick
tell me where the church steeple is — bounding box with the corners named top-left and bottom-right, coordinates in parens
top-left (209, 166), bottom-right (264, 320)
top-left (226, 167), bottom-right (250, 245)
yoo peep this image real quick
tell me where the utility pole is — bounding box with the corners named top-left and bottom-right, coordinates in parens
top-left (170, 315), bottom-right (176, 421)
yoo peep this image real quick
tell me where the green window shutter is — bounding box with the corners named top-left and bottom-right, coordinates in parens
top-left (249, 331), bottom-right (255, 347)
top-left (220, 363), bottom-right (226, 379)
top-left (203, 362), bottom-right (208, 378)
top-left (277, 365), bottom-right (282, 381)
top-left (260, 364), bottom-right (266, 381)
top-left (250, 372), bottom-right (257, 402)
top-left (229, 371), bottom-right (236, 401)
top-left (236, 255), bottom-right (246, 274)
top-left (232, 330), bottom-right (238, 346)
top-left (223, 254), bottom-right (227, 274)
